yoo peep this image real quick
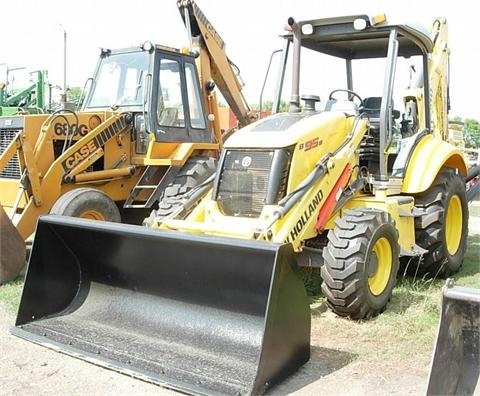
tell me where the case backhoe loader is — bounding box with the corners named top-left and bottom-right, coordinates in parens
top-left (0, 0), bottom-right (254, 283)
top-left (12, 12), bottom-right (480, 396)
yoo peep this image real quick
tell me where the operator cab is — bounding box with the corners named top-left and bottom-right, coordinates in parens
top-left (82, 43), bottom-right (212, 154)
top-left (273, 13), bottom-right (438, 180)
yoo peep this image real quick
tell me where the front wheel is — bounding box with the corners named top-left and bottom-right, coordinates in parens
top-left (50, 188), bottom-right (121, 222)
top-left (321, 208), bottom-right (399, 320)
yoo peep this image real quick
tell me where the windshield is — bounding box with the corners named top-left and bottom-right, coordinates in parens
top-left (85, 51), bottom-right (149, 108)
top-left (274, 46), bottom-right (422, 114)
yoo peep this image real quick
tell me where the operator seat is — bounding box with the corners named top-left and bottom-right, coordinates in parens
top-left (362, 96), bottom-right (400, 123)
top-left (362, 96), bottom-right (382, 121)
top-left (359, 97), bottom-right (383, 168)
top-left (158, 107), bottom-right (179, 126)
top-left (360, 96), bottom-right (401, 174)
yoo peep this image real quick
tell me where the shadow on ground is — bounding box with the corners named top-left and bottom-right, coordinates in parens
top-left (266, 344), bottom-right (356, 395)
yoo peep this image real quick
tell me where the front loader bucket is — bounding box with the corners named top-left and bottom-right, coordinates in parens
top-left (426, 281), bottom-right (480, 395)
top-left (12, 215), bottom-right (310, 395)
top-left (0, 205), bottom-right (26, 284)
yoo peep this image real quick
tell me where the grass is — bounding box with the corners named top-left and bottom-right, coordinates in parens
top-left (307, 215), bottom-right (480, 363)
top-left (351, 245), bottom-right (479, 361)
top-left (0, 277), bottom-right (23, 313)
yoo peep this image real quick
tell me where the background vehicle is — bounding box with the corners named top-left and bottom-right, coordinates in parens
top-left (12, 11), bottom-right (480, 395)
top-left (0, 0), bottom-right (253, 283)
top-left (0, 68), bottom-right (51, 115)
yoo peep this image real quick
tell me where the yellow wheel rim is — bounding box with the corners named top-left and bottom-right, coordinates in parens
top-left (368, 237), bottom-right (393, 296)
top-left (446, 195), bottom-right (462, 255)
top-left (80, 210), bottom-right (105, 221)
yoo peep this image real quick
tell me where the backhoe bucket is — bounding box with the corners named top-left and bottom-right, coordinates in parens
top-left (426, 281), bottom-right (480, 395)
top-left (0, 205), bottom-right (26, 284)
top-left (12, 215), bottom-right (311, 395)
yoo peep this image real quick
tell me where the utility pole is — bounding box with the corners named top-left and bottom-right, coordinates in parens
top-left (59, 24), bottom-right (67, 107)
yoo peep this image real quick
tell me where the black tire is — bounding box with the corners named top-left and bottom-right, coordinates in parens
top-left (413, 169), bottom-right (468, 277)
top-left (321, 208), bottom-right (399, 320)
top-left (144, 156), bottom-right (217, 224)
top-left (50, 188), bottom-right (121, 222)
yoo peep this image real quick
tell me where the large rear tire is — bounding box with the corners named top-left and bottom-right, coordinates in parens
top-left (413, 169), bottom-right (468, 277)
top-left (50, 188), bottom-right (121, 222)
top-left (321, 208), bottom-right (399, 320)
top-left (145, 156), bottom-right (217, 224)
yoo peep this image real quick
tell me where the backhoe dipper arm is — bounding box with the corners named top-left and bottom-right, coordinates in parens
top-left (177, 0), bottom-right (255, 128)
top-left (429, 17), bottom-right (449, 139)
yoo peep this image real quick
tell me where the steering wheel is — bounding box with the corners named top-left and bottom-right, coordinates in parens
top-left (328, 89), bottom-right (363, 107)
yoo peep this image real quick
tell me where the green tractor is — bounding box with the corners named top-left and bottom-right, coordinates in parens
top-left (0, 67), bottom-right (51, 115)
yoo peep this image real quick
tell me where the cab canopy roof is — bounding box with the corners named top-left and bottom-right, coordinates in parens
top-left (287, 14), bottom-right (435, 59)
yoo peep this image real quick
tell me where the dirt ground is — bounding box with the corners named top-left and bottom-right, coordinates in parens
top-left (1, 209), bottom-right (478, 396)
top-left (0, 302), bottom-right (429, 396)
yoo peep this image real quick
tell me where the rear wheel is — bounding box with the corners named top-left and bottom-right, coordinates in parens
top-left (50, 188), bottom-right (121, 222)
top-left (321, 208), bottom-right (399, 320)
top-left (413, 169), bottom-right (468, 277)
top-left (144, 156), bottom-right (217, 224)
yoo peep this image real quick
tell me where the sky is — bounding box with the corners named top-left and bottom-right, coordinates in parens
top-left (2, 0), bottom-right (478, 120)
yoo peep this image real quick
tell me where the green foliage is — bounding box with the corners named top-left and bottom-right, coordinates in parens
top-left (67, 87), bottom-right (83, 107)
top-left (464, 118), bottom-right (480, 148)
top-left (456, 234), bottom-right (480, 288)
top-left (298, 267), bottom-right (323, 296)
top-left (251, 100), bottom-right (290, 112)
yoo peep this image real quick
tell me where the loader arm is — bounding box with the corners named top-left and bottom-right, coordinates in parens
top-left (161, 113), bottom-right (368, 252)
top-left (428, 18), bottom-right (450, 139)
top-left (178, 0), bottom-right (255, 130)
top-left (12, 112), bottom-right (132, 240)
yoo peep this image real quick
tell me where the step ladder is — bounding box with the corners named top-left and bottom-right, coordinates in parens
top-left (123, 166), bottom-right (166, 209)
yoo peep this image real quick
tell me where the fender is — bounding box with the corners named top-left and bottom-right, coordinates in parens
top-left (402, 134), bottom-right (467, 194)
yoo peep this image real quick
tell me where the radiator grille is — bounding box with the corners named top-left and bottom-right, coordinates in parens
top-left (217, 150), bottom-right (274, 217)
top-left (0, 128), bottom-right (21, 179)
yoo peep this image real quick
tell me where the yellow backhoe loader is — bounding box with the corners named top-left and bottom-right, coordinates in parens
top-left (12, 12), bottom-right (480, 395)
top-left (0, 0), bottom-right (254, 283)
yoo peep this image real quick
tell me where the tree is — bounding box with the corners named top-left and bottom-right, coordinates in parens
top-left (464, 118), bottom-right (480, 148)
top-left (253, 100), bottom-right (290, 112)
top-left (67, 87), bottom-right (83, 107)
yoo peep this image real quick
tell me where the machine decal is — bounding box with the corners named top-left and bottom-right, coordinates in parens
top-left (54, 123), bottom-right (88, 137)
top-left (241, 156), bottom-right (252, 167)
top-left (287, 189), bottom-right (324, 242)
top-left (193, 3), bottom-right (225, 49)
top-left (62, 140), bottom-right (100, 171)
top-left (299, 137), bottom-right (322, 151)
top-left (61, 116), bottom-right (128, 172)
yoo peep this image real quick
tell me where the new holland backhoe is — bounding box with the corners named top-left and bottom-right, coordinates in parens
top-left (12, 12), bottom-right (480, 396)
top-left (0, 0), bottom-right (254, 283)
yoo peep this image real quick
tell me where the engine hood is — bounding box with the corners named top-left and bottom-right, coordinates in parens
top-left (224, 111), bottom-right (352, 149)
